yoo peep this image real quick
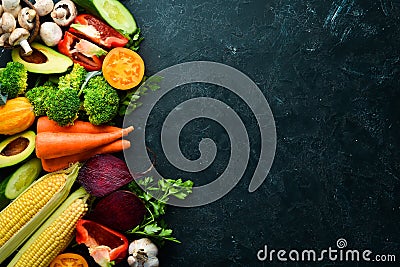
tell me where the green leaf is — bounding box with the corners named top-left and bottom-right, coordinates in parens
top-left (144, 224), bottom-right (162, 234)
top-left (159, 228), bottom-right (173, 237)
top-left (125, 177), bottom-right (194, 246)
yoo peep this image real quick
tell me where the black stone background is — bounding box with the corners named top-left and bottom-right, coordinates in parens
top-left (2, 0), bottom-right (400, 266)
top-left (124, 0), bottom-right (400, 266)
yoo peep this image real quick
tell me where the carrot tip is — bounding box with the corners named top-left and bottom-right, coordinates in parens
top-left (123, 126), bottom-right (134, 135)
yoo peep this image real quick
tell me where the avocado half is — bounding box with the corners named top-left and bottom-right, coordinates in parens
top-left (0, 131), bottom-right (36, 168)
top-left (12, 42), bottom-right (73, 74)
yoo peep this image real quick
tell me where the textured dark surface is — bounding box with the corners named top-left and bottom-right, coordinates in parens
top-left (125, 0), bottom-right (400, 266)
top-left (1, 0), bottom-right (400, 266)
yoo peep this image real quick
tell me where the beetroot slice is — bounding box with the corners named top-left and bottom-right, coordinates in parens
top-left (78, 154), bottom-right (134, 197)
top-left (89, 190), bottom-right (146, 232)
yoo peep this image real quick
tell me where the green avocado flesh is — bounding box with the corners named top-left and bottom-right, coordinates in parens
top-left (12, 42), bottom-right (73, 74)
top-left (0, 131), bottom-right (36, 168)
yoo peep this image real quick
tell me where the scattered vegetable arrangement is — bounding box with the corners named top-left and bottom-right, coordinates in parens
top-left (0, 0), bottom-right (194, 266)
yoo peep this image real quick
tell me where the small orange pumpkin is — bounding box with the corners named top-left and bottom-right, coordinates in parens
top-left (0, 97), bottom-right (35, 135)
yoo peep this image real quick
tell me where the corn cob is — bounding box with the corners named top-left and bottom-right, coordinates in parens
top-left (7, 187), bottom-right (89, 267)
top-left (0, 163), bottom-right (81, 264)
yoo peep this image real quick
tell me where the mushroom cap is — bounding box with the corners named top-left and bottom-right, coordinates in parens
top-left (1, 12), bottom-right (16, 33)
top-left (2, 0), bottom-right (20, 11)
top-left (18, 7), bottom-right (36, 30)
top-left (51, 0), bottom-right (77, 26)
top-left (33, 0), bottom-right (54, 16)
top-left (39, 21), bottom-right (62, 46)
top-left (0, 32), bottom-right (11, 46)
top-left (4, 4), bottom-right (21, 18)
top-left (9, 27), bottom-right (29, 45)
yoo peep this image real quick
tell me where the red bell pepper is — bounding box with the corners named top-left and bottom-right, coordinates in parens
top-left (76, 219), bottom-right (129, 267)
top-left (70, 14), bottom-right (129, 49)
top-left (58, 31), bottom-right (107, 71)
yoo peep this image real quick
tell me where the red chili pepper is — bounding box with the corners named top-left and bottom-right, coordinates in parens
top-left (76, 219), bottom-right (129, 267)
top-left (58, 31), bottom-right (107, 71)
top-left (69, 14), bottom-right (129, 49)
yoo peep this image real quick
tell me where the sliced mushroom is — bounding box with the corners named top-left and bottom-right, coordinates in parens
top-left (18, 7), bottom-right (36, 30)
top-left (0, 5), bottom-right (4, 17)
top-left (4, 4), bottom-right (21, 18)
top-left (9, 27), bottom-right (31, 54)
top-left (51, 0), bottom-right (77, 27)
top-left (2, 0), bottom-right (19, 11)
top-left (1, 12), bottom-right (16, 33)
top-left (0, 32), bottom-right (10, 46)
top-left (39, 21), bottom-right (62, 46)
top-left (33, 0), bottom-right (53, 16)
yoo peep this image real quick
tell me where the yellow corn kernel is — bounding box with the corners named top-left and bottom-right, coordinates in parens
top-left (0, 173), bottom-right (66, 247)
top-left (8, 188), bottom-right (89, 267)
top-left (0, 163), bottom-right (81, 264)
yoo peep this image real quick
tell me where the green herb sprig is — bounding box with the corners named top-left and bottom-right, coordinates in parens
top-left (126, 177), bottom-right (193, 246)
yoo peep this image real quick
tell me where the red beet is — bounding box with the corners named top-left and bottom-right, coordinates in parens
top-left (89, 190), bottom-right (147, 231)
top-left (78, 154), bottom-right (134, 197)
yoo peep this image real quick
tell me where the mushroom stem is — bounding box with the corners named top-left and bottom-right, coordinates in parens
top-left (27, 9), bottom-right (36, 22)
top-left (19, 39), bottom-right (32, 55)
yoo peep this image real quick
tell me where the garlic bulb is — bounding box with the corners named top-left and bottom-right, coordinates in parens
top-left (127, 238), bottom-right (159, 267)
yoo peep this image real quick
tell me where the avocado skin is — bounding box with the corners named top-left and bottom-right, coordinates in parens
top-left (12, 43), bottom-right (73, 74)
top-left (0, 131), bottom-right (36, 168)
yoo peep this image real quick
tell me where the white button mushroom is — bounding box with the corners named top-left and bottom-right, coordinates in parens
top-left (4, 4), bottom-right (21, 18)
top-left (127, 238), bottom-right (159, 267)
top-left (2, 0), bottom-right (19, 11)
top-left (51, 0), bottom-right (77, 27)
top-left (39, 21), bottom-right (62, 47)
top-left (18, 7), bottom-right (36, 30)
top-left (33, 0), bottom-right (54, 17)
top-left (1, 12), bottom-right (16, 33)
top-left (9, 27), bottom-right (31, 55)
top-left (0, 32), bottom-right (11, 46)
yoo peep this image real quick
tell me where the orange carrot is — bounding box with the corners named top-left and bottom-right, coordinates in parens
top-left (37, 116), bottom-right (124, 134)
top-left (35, 126), bottom-right (134, 159)
top-left (41, 140), bottom-right (131, 172)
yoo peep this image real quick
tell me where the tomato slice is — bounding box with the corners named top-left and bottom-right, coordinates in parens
top-left (102, 47), bottom-right (145, 90)
top-left (49, 253), bottom-right (89, 267)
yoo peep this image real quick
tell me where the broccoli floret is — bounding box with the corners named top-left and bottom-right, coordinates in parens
top-left (46, 88), bottom-right (81, 126)
top-left (58, 63), bottom-right (87, 91)
top-left (43, 64), bottom-right (87, 126)
top-left (25, 85), bottom-right (57, 116)
top-left (83, 76), bottom-right (119, 125)
top-left (0, 62), bottom-right (28, 99)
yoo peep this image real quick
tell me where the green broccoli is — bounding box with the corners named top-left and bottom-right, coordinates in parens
top-left (25, 85), bottom-right (57, 116)
top-left (44, 64), bottom-right (87, 126)
top-left (46, 88), bottom-right (81, 126)
top-left (0, 62), bottom-right (28, 99)
top-left (58, 63), bottom-right (87, 91)
top-left (83, 76), bottom-right (120, 125)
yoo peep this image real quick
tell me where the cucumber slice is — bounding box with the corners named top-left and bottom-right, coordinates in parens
top-left (92, 0), bottom-right (137, 35)
top-left (5, 158), bottom-right (42, 199)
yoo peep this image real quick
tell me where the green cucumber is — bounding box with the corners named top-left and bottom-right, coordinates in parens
top-left (71, 0), bottom-right (137, 35)
top-left (0, 176), bottom-right (11, 210)
top-left (5, 158), bottom-right (42, 199)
